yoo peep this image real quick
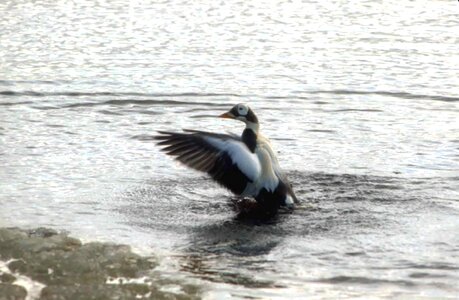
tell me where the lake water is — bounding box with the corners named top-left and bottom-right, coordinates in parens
top-left (1, 0), bottom-right (458, 298)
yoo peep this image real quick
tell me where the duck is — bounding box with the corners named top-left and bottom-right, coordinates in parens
top-left (155, 103), bottom-right (299, 216)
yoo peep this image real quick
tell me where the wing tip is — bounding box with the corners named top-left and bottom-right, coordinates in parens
top-left (154, 130), bottom-right (189, 142)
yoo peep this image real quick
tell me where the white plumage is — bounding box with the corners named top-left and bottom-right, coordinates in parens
top-left (203, 136), bottom-right (261, 182)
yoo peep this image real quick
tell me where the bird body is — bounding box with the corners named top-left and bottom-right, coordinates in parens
top-left (156, 104), bottom-right (298, 216)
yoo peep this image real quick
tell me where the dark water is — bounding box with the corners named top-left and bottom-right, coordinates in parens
top-left (1, 0), bottom-right (458, 298)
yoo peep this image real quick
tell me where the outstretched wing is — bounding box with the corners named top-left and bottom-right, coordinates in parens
top-left (155, 130), bottom-right (261, 195)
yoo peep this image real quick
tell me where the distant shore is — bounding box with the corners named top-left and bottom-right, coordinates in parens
top-left (0, 227), bottom-right (200, 300)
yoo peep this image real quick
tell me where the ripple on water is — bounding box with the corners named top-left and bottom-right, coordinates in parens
top-left (108, 170), bottom-right (459, 295)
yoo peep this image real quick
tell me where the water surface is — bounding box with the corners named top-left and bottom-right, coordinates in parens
top-left (1, 0), bottom-right (458, 298)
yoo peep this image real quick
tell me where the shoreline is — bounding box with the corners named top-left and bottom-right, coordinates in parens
top-left (0, 227), bottom-right (201, 300)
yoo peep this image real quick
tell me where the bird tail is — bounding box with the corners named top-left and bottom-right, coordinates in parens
top-left (284, 195), bottom-right (295, 209)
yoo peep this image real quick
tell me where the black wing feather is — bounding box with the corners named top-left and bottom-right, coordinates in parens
top-left (155, 130), bottom-right (253, 195)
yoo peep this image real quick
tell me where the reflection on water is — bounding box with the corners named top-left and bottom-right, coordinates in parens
top-left (1, 0), bottom-right (458, 298)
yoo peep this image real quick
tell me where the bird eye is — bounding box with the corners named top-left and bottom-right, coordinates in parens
top-left (239, 107), bottom-right (243, 111)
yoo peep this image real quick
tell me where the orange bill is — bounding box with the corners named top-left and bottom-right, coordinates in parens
top-left (219, 112), bottom-right (235, 119)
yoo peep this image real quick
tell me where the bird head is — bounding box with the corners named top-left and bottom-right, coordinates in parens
top-left (219, 103), bottom-right (259, 125)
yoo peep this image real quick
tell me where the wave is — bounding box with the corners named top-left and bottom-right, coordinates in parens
top-left (1, 89), bottom-right (457, 105)
top-left (305, 89), bottom-right (459, 102)
top-left (0, 90), bottom-right (245, 98)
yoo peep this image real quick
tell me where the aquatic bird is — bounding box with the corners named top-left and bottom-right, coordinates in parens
top-left (155, 103), bottom-right (299, 216)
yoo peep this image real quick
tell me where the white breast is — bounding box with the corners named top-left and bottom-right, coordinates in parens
top-left (257, 134), bottom-right (282, 175)
top-left (255, 146), bottom-right (279, 192)
top-left (241, 137), bottom-right (280, 196)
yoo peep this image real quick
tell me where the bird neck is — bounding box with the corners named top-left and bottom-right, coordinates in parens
top-left (242, 124), bottom-right (258, 153)
top-left (245, 121), bottom-right (259, 133)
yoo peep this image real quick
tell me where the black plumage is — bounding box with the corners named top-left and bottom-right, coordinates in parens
top-left (156, 130), bottom-right (252, 195)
